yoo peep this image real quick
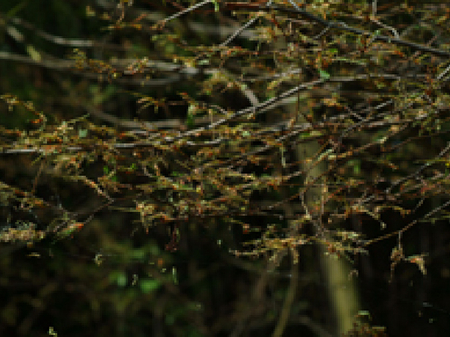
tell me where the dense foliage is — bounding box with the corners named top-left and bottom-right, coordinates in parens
top-left (1, 1), bottom-right (450, 336)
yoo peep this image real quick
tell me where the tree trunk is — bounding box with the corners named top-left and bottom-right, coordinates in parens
top-left (295, 108), bottom-right (361, 334)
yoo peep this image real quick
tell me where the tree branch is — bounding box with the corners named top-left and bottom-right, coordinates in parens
top-left (225, 3), bottom-right (450, 58)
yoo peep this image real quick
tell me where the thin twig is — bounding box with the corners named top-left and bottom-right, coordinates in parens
top-left (162, 0), bottom-right (212, 24)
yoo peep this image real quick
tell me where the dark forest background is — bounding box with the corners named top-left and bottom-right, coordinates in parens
top-left (1, 1), bottom-right (450, 336)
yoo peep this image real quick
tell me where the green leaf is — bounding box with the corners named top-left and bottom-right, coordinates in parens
top-left (78, 128), bottom-right (88, 138)
top-left (109, 272), bottom-right (127, 287)
top-left (211, 0), bottom-right (219, 12)
top-left (197, 59), bottom-right (210, 66)
top-left (329, 48), bottom-right (338, 55)
top-left (140, 279), bottom-right (160, 293)
top-left (357, 310), bottom-right (371, 319)
top-left (26, 45), bottom-right (41, 62)
top-left (319, 69), bottom-right (330, 80)
top-left (186, 104), bottom-right (196, 128)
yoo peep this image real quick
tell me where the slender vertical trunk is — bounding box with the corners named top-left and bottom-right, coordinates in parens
top-left (295, 117), bottom-right (360, 334)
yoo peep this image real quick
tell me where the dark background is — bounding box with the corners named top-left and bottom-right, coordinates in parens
top-left (1, 1), bottom-right (450, 336)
